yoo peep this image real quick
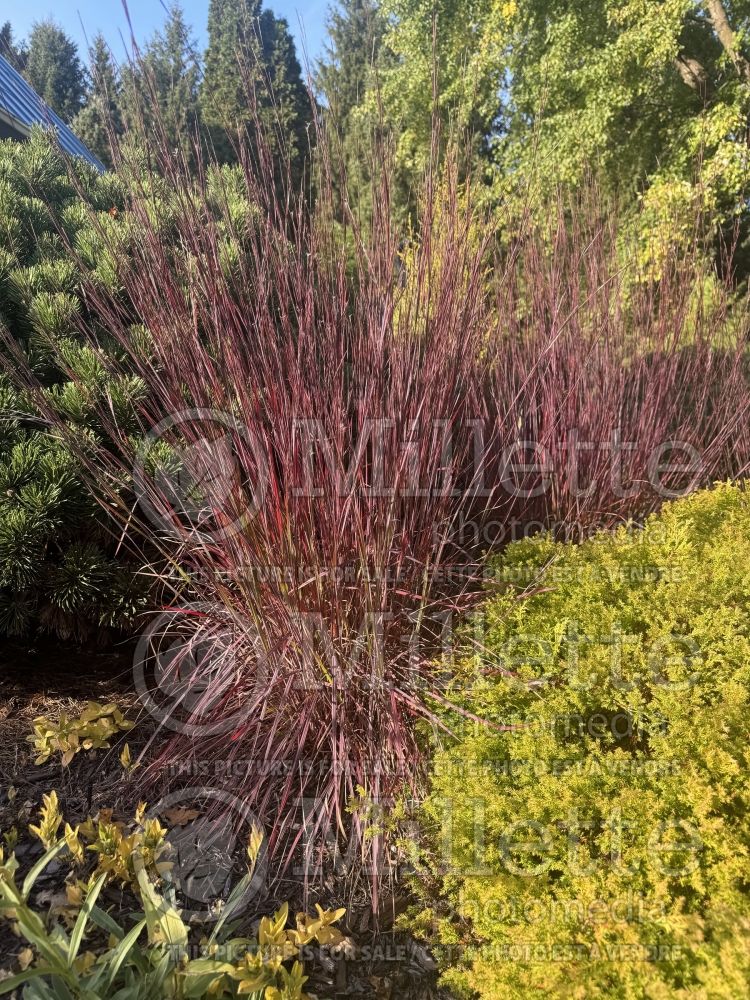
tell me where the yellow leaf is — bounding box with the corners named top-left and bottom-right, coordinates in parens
top-left (238, 982), bottom-right (265, 995)
top-left (247, 824), bottom-right (264, 865)
top-left (315, 904), bottom-right (346, 924)
top-left (29, 791), bottom-right (63, 848)
top-left (120, 743), bottom-right (134, 772)
top-left (17, 948), bottom-right (33, 971)
top-left (64, 823), bottom-right (84, 864)
top-left (73, 951), bottom-right (96, 974)
top-left (66, 884), bottom-right (84, 908)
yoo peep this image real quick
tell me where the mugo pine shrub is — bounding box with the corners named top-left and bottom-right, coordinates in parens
top-left (418, 483), bottom-right (750, 998)
top-left (0, 132), bottom-right (146, 640)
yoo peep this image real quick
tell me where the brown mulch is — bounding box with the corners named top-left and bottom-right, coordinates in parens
top-left (1, 640), bottom-right (139, 790)
top-left (0, 641), bottom-right (456, 999)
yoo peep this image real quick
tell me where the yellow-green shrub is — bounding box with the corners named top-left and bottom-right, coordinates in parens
top-left (27, 701), bottom-right (133, 766)
top-left (419, 483), bottom-right (750, 998)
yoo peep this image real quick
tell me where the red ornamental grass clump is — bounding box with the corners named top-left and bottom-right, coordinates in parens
top-left (48, 144), bottom-right (502, 876)
top-left (485, 199), bottom-right (750, 539)
top-left (11, 117), bottom-right (750, 888)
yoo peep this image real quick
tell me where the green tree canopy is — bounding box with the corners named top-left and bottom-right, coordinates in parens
top-left (376, 0), bottom-right (750, 248)
top-left (315, 0), bottom-right (391, 218)
top-left (201, 0), bottom-right (312, 180)
top-left (121, 2), bottom-right (201, 161)
top-left (25, 19), bottom-right (87, 122)
top-left (0, 20), bottom-right (27, 73)
top-left (73, 34), bottom-right (123, 168)
top-left (316, 0), bottom-right (386, 125)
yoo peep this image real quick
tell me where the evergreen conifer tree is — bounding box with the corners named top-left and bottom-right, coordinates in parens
top-left (73, 35), bottom-right (123, 169)
top-left (25, 19), bottom-right (86, 122)
top-left (201, 0), bottom-right (312, 183)
top-left (316, 0), bottom-right (384, 125)
top-left (121, 3), bottom-right (201, 162)
top-left (315, 0), bottom-right (388, 218)
top-left (0, 21), bottom-right (27, 73)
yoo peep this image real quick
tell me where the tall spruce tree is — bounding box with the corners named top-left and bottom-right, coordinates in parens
top-left (25, 19), bottom-right (86, 122)
top-left (315, 0), bottom-right (388, 218)
top-left (0, 21), bottom-right (27, 73)
top-left (201, 0), bottom-right (311, 182)
top-left (121, 3), bottom-right (201, 161)
top-left (73, 35), bottom-right (123, 169)
top-left (317, 0), bottom-right (385, 125)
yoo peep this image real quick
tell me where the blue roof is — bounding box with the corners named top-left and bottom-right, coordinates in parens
top-left (0, 53), bottom-right (104, 171)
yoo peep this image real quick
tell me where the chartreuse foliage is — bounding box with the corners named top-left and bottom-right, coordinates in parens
top-left (0, 132), bottom-right (149, 640)
top-left (26, 793), bottom-right (170, 889)
top-left (0, 797), bottom-right (346, 999)
top-left (27, 702), bottom-right (134, 766)
top-left (372, 0), bottom-right (750, 262)
top-left (418, 482), bottom-right (750, 998)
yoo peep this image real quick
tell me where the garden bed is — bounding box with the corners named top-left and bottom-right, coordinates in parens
top-left (0, 643), bottom-right (451, 999)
